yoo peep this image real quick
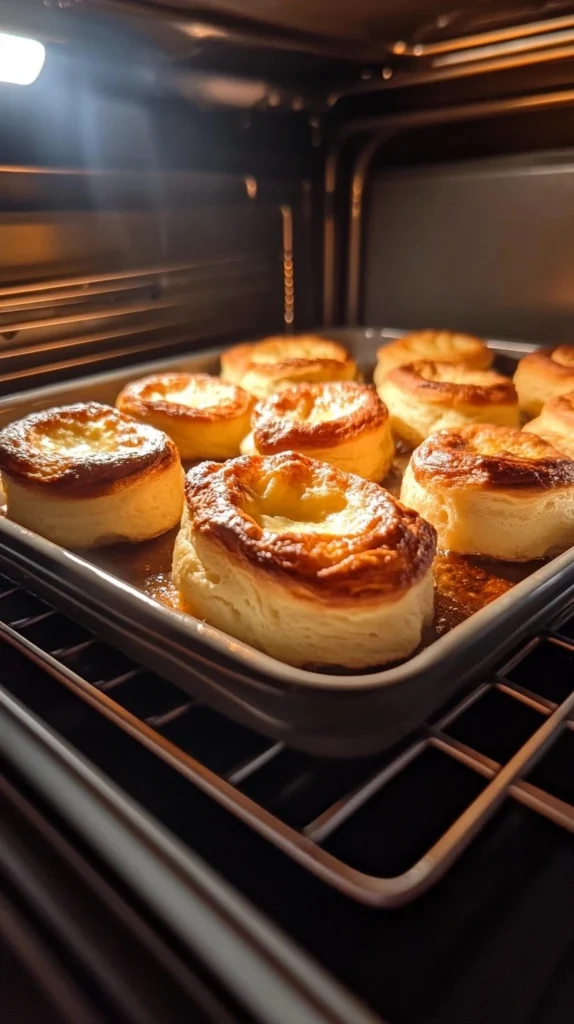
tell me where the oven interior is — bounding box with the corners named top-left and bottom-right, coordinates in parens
top-left (1, 2), bottom-right (574, 1023)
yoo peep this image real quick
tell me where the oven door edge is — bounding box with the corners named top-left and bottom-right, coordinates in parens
top-left (0, 685), bottom-right (380, 1024)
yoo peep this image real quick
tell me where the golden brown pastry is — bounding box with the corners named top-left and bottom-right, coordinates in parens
top-left (374, 329), bottom-right (492, 388)
top-left (116, 372), bottom-right (253, 460)
top-left (401, 424), bottom-right (574, 560)
top-left (377, 360), bottom-right (519, 447)
top-left (172, 451), bottom-right (436, 668)
top-left (240, 381), bottom-right (394, 481)
top-left (514, 345), bottom-right (574, 417)
top-left (522, 429), bottom-right (574, 460)
top-left (523, 390), bottom-right (574, 458)
top-left (0, 402), bottom-right (183, 548)
top-left (220, 335), bottom-right (356, 399)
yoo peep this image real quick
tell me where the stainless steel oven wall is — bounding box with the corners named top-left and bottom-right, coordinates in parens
top-left (0, 49), bottom-right (319, 392)
top-left (0, 167), bottom-right (289, 392)
top-left (362, 149), bottom-right (574, 343)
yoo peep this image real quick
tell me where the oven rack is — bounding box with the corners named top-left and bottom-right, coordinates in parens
top-left (0, 563), bottom-right (572, 908)
top-left (0, 257), bottom-right (278, 394)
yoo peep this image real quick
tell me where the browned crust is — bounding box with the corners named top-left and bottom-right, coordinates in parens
top-left (221, 336), bottom-right (354, 383)
top-left (516, 345), bottom-right (574, 382)
top-left (376, 330), bottom-right (492, 370)
top-left (534, 390), bottom-right (574, 432)
top-left (184, 451), bottom-right (436, 602)
top-left (251, 381), bottom-right (387, 454)
top-left (548, 390), bottom-right (574, 426)
top-left (0, 402), bottom-right (179, 497)
top-left (386, 361), bottom-right (517, 407)
top-left (410, 424), bottom-right (574, 492)
top-left (116, 373), bottom-right (253, 424)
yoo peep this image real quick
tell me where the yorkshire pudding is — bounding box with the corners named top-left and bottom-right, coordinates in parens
top-left (523, 390), bottom-right (574, 458)
top-left (514, 345), bottom-right (574, 417)
top-left (240, 380), bottom-right (394, 481)
top-left (0, 402), bottom-right (183, 548)
top-left (401, 424), bottom-right (574, 560)
top-left (221, 335), bottom-right (356, 399)
top-left (172, 451), bottom-right (436, 668)
top-left (378, 360), bottom-right (519, 447)
top-left (374, 329), bottom-right (492, 388)
top-left (116, 372), bottom-right (253, 460)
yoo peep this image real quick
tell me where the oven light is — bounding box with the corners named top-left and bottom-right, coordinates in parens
top-left (0, 32), bottom-right (45, 86)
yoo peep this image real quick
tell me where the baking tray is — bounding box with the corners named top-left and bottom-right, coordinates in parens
top-left (0, 328), bottom-right (573, 758)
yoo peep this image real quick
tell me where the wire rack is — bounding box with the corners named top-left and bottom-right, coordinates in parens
top-left (0, 565), bottom-right (572, 907)
top-left (0, 256), bottom-right (280, 390)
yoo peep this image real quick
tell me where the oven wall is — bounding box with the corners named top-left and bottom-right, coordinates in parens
top-left (0, 54), bottom-right (320, 391)
top-left (362, 149), bottom-right (574, 344)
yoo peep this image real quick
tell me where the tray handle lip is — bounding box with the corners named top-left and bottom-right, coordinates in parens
top-left (0, 513), bottom-right (572, 694)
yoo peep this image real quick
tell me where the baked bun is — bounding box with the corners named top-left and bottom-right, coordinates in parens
top-left (523, 391), bottom-right (574, 458)
top-left (374, 329), bottom-right (492, 387)
top-left (116, 372), bottom-right (253, 460)
top-left (514, 345), bottom-right (574, 417)
top-left (401, 424), bottom-right (574, 560)
top-left (377, 360), bottom-right (519, 447)
top-left (172, 451), bottom-right (436, 668)
top-left (220, 335), bottom-right (356, 399)
top-left (240, 381), bottom-right (394, 481)
top-left (0, 402), bottom-right (184, 548)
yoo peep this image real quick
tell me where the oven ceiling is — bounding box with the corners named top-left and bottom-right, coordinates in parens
top-left (12, 0), bottom-right (574, 112)
top-left (138, 1), bottom-right (574, 51)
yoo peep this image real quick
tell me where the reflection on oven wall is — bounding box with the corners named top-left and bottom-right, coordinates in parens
top-left (0, 62), bottom-right (284, 293)
top-left (363, 151), bottom-right (574, 343)
top-left (0, 37), bottom-right (315, 386)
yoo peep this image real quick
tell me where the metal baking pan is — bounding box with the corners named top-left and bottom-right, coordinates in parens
top-left (0, 328), bottom-right (572, 758)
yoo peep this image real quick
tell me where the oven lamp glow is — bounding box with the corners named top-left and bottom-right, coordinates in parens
top-left (0, 32), bottom-right (45, 86)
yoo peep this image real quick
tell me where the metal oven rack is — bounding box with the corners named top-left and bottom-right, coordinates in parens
top-left (0, 258), bottom-right (278, 395)
top-left (0, 562), bottom-right (572, 907)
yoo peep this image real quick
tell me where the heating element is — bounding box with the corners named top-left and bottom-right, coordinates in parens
top-left (0, 562), bottom-right (572, 907)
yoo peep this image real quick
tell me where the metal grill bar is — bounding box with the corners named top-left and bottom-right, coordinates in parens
top-left (99, 670), bottom-right (142, 693)
top-left (53, 640), bottom-right (95, 658)
top-left (0, 295), bottom-right (222, 337)
top-left (146, 704), bottom-right (196, 729)
top-left (0, 258), bottom-right (248, 301)
top-left (9, 610), bottom-right (56, 630)
top-left (227, 743), bottom-right (284, 787)
top-left (496, 679), bottom-right (574, 731)
top-left (304, 739), bottom-right (426, 844)
top-left (434, 681), bottom-right (492, 729)
top-left (0, 578), bottom-right (572, 907)
top-left (0, 258), bottom-right (273, 321)
top-left (430, 731), bottom-right (574, 830)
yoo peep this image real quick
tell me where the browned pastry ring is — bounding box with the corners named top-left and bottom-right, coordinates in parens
top-left (0, 402), bottom-right (184, 547)
top-left (377, 360), bottom-right (519, 446)
top-left (523, 390), bottom-right (574, 458)
top-left (240, 380), bottom-right (395, 480)
top-left (401, 424), bottom-right (574, 560)
top-left (116, 372), bottom-right (253, 459)
top-left (514, 345), bottom-right (574, 417)
top-left (172, 451), bottom-right (436, 668)
top-left (220, 335), bottom-right (357, 399)
top-left (374, 329), bottom-right (492, 387)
